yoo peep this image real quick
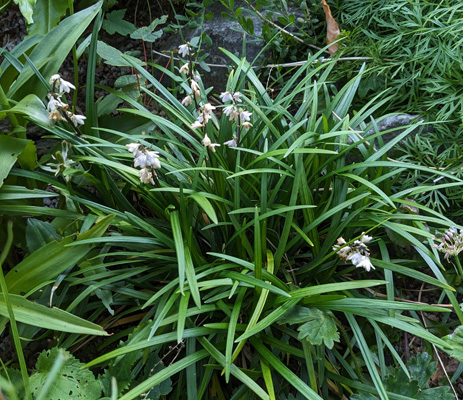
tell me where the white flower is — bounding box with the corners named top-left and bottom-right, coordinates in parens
top-left (139, 168), bottom-right (154, 184)
top-left (145, 150), bottom-right (160, 168)
top-left (70, 114), bottom-right (86, 127)
top-left (48, 110), bottom-right (64, 122)
top-left (241, 121), bottom-right (253, 130)
top-left (223, 105), bottom-right (239, 122)
top-left (202, 134), bottom-right (220, 152)
top-left (179, 63), bottom-right (189, 75)
top-left (197, 113), bottom-right (211, 124)
top-left (191, 80), bottom-right (200, 93)
top-left (356, 256), bottom-right (375, 272)
top-left (202, 133), bottom-right (212, 147)
top-left (49, 74), bottom-right (61, 85)
top-left (208, 143), bottom-right (220, 152)
top-left (239, 110), bottom-right (252, 122)
top-left (182, 95), bottom-right (193, 107)
top-left (224, 138), bottom-right (238, 147)
top-left (191, 121), bottom-right (204, 129)
top-left (220, 91), bottom-right (234, 103)
top-left (361, 233), bottom-right (373, 243)
top-left (126, 143), bottom-right (140, 154)
top-left (233, 92), bottom-right (242, 102)
top-left (178, 43), bottom-right (191, 58)
top-left (59, 78), bottom-right (76, 94)
top-left (50, 74), bottom-right (75, 93)
top-left (134, 153), bottom-right (148, 168)
top-left (203, 103), bottom-right (216, 114)
top-left (347, 252), bottom-right (363, 266)
top-left (47, 96), bottom-right (66, 112)
top-left (336, 246), bottom-right (351, 258)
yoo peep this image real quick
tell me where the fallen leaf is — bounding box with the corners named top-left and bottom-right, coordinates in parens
top-left (321, 0), bottom-right (340, 54)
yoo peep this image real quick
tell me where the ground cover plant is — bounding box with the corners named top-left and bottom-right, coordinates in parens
top-left (1, 1), bottom-right (463, 399)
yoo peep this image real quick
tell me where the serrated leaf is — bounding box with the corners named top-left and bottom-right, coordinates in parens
top-left (130, 15), bottom-right (167, 42)
top-left (385, 365), bottom-right (419, 397)
top-left (30, 348), bottom-right (101, 400)
top-left (408, 352), bottom-right (436, 389)
top-left (442, 325), bottom-right (463, 363)
top-left (417, 386), bottom-right (454, 400)
top-left (102, 9), bottom-right (136, 36)
top-left (278, 306), bottom-right (340, 349)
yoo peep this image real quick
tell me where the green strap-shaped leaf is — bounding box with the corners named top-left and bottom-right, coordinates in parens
top-left (0, 294), bottom-right (107, 335)
top-left (4, 214), bottom-right (114, 294)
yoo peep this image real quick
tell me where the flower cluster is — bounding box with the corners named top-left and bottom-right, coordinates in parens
top-left (47, 74), bottom-right (86, 128)
top-left (333, 233), bottom-right (375, 272)
top-left (44, 141), bottom-right (75, 182)
top-left (220, 90), bottom-right (252, 148)
top-left (432, 227), bottom-right (463, 260)
top-left (126, 143), bottom-right (161, 185)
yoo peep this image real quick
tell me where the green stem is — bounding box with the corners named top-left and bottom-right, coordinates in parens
top-left (69, 0), bottom-right (78, 112)
top-left (0, 221), bottom-right (32, 400)
top-left (0, 83), bottom-right (20, 129)
top-left (455, 256), bottom-right (463, 279)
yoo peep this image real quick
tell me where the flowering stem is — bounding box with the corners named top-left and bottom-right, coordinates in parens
top-left (69, 0), bottom-right (78, 112)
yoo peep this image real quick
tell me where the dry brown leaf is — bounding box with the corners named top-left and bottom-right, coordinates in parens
top-left (321, 0), bottom-right (340, 54)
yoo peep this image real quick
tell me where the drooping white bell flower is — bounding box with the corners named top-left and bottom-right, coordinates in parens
top-left (70, 114), bottom-right (86, 127)
top-left (182, 95), bottom-right (193, 107)
top-left (239, 110), bottom-right (252, 122)
top-left (179, 63), bottom-right (189, 75)
top-left (220, 91), bottom-right (234, 103)
top-left (223, 138), bottom-right (238, 147)
top-left (139, 168), bottom-right (154, 184)
top-left (178, 43), bottom-right (191, 58)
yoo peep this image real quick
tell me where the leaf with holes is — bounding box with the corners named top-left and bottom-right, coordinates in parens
top-left (30, 348), bottom-right (101, 399)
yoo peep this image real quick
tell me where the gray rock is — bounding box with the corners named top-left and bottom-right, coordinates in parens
top-left (160, 2), bottom-right (265, 92)
top-left (365, 114), bottom-right (432, 144)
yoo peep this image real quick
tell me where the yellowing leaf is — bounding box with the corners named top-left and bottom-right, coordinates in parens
top-left (321, 0), bottom-right (340, 54)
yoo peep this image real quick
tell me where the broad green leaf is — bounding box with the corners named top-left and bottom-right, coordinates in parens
top-left (4, 215), bottom-right (114, 294)
top-left (17, 140), bottom-right (37, 170)
top-left (13, 0), bottom-right (36, 24)
top-left (30, 348), bottom-right (101, 399)
top-left (102, 9), bottom-right (136, 36)
top-left (0, 294), bottom-right (107, 335)
top-left (5, 94), bottom-right (51, 127)
top-left (278, 306), bottom-right (340, 349)
top-left (8, 1), bottom-right (102, 100)
top-left (28, 0), bottom-right (69, 35)
top-left (0, 136), bottom-right (30, 188)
